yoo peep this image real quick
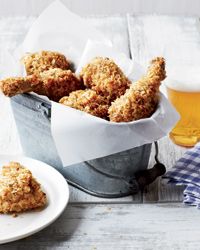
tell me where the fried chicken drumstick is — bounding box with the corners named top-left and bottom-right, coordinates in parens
top-left (59, 89), bottom-right (109, 119)
top-left (80, 57), bottom-right (131, 102)
top-left (108, 57), bottom-right (166, 122)
top-left (0, 75), bottom-right (42, 97)
top-left (0, 68), bottom-right (82, 102)
top-left (22, 50), bottom-right (70, 75)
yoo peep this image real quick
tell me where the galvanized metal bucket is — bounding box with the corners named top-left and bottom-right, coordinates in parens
top-left (10, 94), bottom-right (164, 198)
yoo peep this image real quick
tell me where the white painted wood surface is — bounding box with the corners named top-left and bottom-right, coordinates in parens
top-left (3, 203), bottom-right (200, 250)
top-left (0, 15), bottom-right (199, 249)
top-left (1, 0), bottom-right (200, 16)
top-left (128, 15), bottom-right (200, 67)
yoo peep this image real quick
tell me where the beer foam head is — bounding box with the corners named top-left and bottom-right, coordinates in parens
top-left (165, 65), bottom-right (200, 92)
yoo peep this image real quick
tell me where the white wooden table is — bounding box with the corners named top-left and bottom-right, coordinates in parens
top-left (0, 15), bottom-right (200, 249)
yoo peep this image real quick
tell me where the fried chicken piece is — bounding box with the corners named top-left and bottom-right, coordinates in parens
top-left (80, 57), bottom-right (131, 102)
top-left (59, 89), bottom-right (109, 119)
top-left (0, 75), bottom-right (43, 97)
top-left (21, 50), bottom-right (70, 75)
top-left (0, 162), bottom-right (47, 214)
top-left (39, 68), bottom-right (83, 101)
top-left (0, 68), bottom-right (82, 102)
top-left (108, 57), bottom-right (166, 122)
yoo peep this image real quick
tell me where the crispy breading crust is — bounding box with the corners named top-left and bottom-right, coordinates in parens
top-left (80, 57), bottom-right (131, 102)
top-left (59, 89), bottom-right (109, 119)
top-left (108, 57), bottom-right (166, 122)
top-left (0, 162), bottom-right (47, 214)
top-left (0, 69), bottom-right (82, 101)
top-left (22, 50), bottom-right (70, 75)
top-left (39, 68), bottom-right (83, 102)
top-left (0, 75), bottom-right (43, 97)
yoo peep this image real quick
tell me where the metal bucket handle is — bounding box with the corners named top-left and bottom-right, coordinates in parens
top-left (134, 141), bottom-right (166, 189)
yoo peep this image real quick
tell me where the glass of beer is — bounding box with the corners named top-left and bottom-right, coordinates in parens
top-left (166, 69), bottom-right (200, 147)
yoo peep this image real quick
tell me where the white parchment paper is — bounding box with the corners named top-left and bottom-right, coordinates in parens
top-left (15, 0), bottom-right (111, 69)
top-left (51, 93), bottom-right (179, 166)
top-left (1, 0), bottom-right (180, 166)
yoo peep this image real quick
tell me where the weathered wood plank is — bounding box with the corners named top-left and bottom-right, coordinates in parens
top-left (68, 186), bottom-right (142, 203)
top-left (85, 15), bottom-right (130, 56)
top-left (127, 15), bottom-right (195, 202)
top-left (127, 15), bottom-right (200, 66)
top-left (2, 0), bottom-right (200, 16)
top-left (0, 96), bottom-right (22, 155)
top-left (0, 16), bottom-right (142, 203)
top-left (0, 16), bottom-right (35, 53)
top-left (3, 203), bottom-right (200, 250)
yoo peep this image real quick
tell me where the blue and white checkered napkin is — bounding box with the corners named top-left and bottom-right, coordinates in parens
top-left (164, 142), bottom-right (200, 208)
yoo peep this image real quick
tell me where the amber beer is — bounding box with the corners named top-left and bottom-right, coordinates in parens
top-left (167, 87), bottom-right (200, 147)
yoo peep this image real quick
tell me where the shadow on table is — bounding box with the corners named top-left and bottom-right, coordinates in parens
top-left (1, 204), bottom-right (85, 250)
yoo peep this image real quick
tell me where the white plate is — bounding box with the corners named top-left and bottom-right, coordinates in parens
top-left (0, 155), bottom-right (69, 244)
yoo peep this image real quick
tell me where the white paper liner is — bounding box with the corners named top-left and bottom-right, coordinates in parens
top-left (19, 0), bottom-right (111, 69)
top-left (51, 93), bottom-right (179, 166)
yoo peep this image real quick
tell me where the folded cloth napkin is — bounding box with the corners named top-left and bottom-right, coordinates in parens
top-left (163, 142), bottom-right (200, 208)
